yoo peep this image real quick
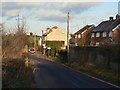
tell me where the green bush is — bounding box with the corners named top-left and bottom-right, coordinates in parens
top-left (29, 42), bottom-right (34, 48)
top-left (57, 50), bottom-right (68, 63)
top-left (50, 48), bottom-right (56, 57)
top-left (46, 41), bottom-right (64, 48)
top-left (78, 42), bottom-right (83, 46)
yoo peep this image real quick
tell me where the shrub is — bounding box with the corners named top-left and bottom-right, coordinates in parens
top-left (78, 42), bottom-right (83, 46)
top-left (50, 47), bottom-right (56, 57)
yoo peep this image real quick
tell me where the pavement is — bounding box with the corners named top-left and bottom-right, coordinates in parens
top-left (29, 52), bottom-right (119, 88)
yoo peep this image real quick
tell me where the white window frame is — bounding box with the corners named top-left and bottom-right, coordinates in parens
top-left (78, 34), bottom-right (81, 38)
top-left (96, 42), bottom-right (100, 46)
top-left (96, 32), bottom-right (100, 37)
top-left (75, 34), bottom-right (78, 38)
top-left (109, 31), bottom-right (112, 37)
top-left (91, 33), bottom-right (95, 38)
top-left (102, 32), bottom-right (107, 37)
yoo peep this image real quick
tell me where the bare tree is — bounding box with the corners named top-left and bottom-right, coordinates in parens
top-left (2, 16), bottom-right (29, 59)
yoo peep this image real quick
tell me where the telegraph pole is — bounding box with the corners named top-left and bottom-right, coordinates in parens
top-left (67, 12), bottom-right (70, 62)
top-left (42, 30), bottom-right (43, 45)
top-left (67, 12), bottom-right (70, 53)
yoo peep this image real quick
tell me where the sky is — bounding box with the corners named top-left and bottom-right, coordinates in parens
top-left (0, 1), bottom-right (120, 35)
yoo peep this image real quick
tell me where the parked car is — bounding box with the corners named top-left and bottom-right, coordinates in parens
top-left (28, 48), bottom-right (36, 54)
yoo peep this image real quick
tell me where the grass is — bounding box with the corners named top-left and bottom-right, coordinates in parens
top-left (65, 62), bottom-right (120, 87)
top-left (15, 65), bottom-right (36, 88)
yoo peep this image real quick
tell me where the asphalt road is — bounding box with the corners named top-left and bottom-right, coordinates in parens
top-left (30, 54), bottom-right (119, 88)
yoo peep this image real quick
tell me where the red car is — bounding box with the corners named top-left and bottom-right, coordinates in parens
top-left (29, 48), bottom-right (36, 54)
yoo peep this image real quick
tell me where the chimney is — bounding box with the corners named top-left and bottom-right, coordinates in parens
top-left (116, 14), bottom-right (120, 20)
top-left (109, 17), bottom-right (113, 20)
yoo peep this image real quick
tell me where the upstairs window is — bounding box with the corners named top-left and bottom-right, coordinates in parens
top-left (102, 32), bottom-right (107, 37)
top-left (78, 34), bottom-right (81, 38)
top-left (75, 34), bottom-right (78, 38)
top-left (109, 31), bottom-right (112, 37)
top-left (91, 33), bottom-right (95, 38)
top-left (96, 32), bottom-right (100, 37)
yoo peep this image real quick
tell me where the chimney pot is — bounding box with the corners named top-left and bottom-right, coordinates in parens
top-left (109, 17), bottom-right (113, 20)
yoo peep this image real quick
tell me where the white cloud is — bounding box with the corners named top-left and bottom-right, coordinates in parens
top-left (33, 10), bottom-right (68, 22)
top-left (2, 2), bottom-right (101, 13)
top-left (4, 9), bottom-right (20, 16)
top-left (1, 0), bottom-right (119, 2)
top-left (2, 2), bottom-right (102, 22)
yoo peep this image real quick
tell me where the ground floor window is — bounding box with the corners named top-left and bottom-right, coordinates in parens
top-left (96, 42), bottom-right (100, 46)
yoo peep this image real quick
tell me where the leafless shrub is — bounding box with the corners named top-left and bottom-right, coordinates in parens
top-left (2, 17), bottom-right (29, 59)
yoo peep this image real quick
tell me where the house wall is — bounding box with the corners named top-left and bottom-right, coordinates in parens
top-left (91, 32), bottom-right (112, 45)
top-left (113, 30), bottom-right (118, 42)
top-left (46, 27), bottom-right (67, 46)
top-left (74, 26), bottom-right (95, 46)
top-left (113, 26), bottom-right (120, 43)
top-left (74, 36), bottom-right (82, 45)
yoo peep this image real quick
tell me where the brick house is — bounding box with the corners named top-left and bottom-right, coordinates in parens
top-left (91, 14), bottom-right (120, 46)
top-left (74, 25), bottom-right (95, 46)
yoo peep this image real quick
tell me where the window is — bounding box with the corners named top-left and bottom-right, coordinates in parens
top-left (96, 32), bottom-right (100, 37)
top-left (78, 34), bottom-right (81, 38)
top-left (102, 32), bottom-right (107, 37)
top-left (91, 33), bottom-right (95, 38)
top-left (75, 34), bottom-right (78, 38)
top-left (96, 42), bottom-right (100, 46)
top-left (109, 31), bottom-right (112, 37)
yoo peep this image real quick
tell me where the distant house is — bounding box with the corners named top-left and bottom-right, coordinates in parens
top-left (26, 32), bottom-right (33, 36)
top-left (43, 26), bottom-right (67, 47)
top-left (26, 32), bottom-right (42, 47)
top-left (69, 34), bottom-right (75, 45)
top-left (91, 14), bottom-right (120, 46)
top-left (74, 25), bottom-right (95, 46)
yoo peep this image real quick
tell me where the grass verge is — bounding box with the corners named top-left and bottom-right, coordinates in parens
top-left (65, 62), bottom-right (120, 87)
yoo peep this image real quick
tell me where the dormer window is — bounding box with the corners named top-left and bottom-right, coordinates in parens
top-left (109, 31), bottom-right (112, 37)
top-left (78, 34), bottom-right (81, 38)
top-left (103, 32), bottom-right (107, 37)
top-left (96, 32), bottom-right (100, 37)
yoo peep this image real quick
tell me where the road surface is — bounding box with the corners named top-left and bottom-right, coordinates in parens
top-left (30, 53), bottom-right (119, 88)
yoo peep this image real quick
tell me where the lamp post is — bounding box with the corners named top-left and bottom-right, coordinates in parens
top-left (34, 33), bottom-right (36, 50)
top-left (47, 47), bottom-right (51, 57)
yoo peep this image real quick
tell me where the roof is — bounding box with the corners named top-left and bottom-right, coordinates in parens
top-left (43, 26), bottom-right (58, 36)
top-left (74, 25), bottom-right (95, 35)
top-left (92, 18), bottom-right (120, 33)
top-left (43, 29), bottom-right (52, 36)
